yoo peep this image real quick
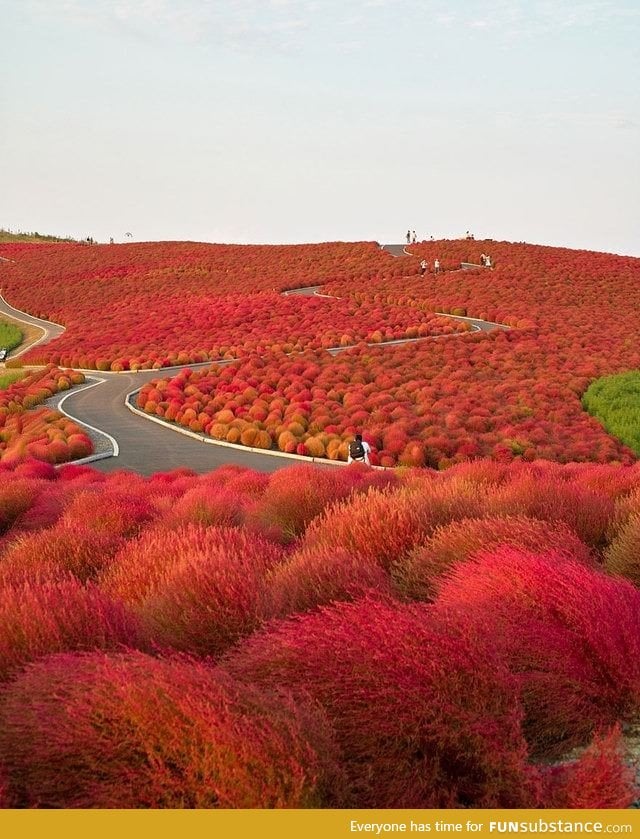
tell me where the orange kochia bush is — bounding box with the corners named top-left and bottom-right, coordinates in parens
top-left (0, 366), bottom-right (92, 465)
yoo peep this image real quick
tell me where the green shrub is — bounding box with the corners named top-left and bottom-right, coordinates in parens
top-left (582, 371), bottom-right (640, 455)
top-left (0, 371), bottom-right (25, 390)
top-left (0, 322), bottom-right (23, 353)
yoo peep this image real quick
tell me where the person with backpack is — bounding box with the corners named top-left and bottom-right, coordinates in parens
top-left (348, 434), bottom-right (371, 465)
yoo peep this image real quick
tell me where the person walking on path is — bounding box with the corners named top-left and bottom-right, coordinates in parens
top-left (434, 258), bottom-right (441, 274)
top-left (419, 259), bottom-right (428, 276)
top-left (406, 230), bottom-right (411, 244)
top-left (412, 230), bottom-right (417, 244)
top-left (348, 433), bottom-right (371, 465)
top-left (485, 254), bottom-right (492, 268)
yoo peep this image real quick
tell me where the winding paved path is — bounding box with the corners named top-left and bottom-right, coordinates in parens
top-left (0, 246), bottom-right (506, 475)
top-left (0, 294), bottom-right (65, 359)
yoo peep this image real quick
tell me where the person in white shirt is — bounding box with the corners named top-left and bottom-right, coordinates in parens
top-left (348, 434), bottom-right (371, 465)
top-left (420, 259), bottom-right (428, 276)
top-left (434, 258), bottom-right (440, 274)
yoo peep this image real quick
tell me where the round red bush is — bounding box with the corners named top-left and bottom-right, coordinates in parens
top-left (394, 515), bottom-right (595, 601)
top-left (0, 580), bottom-right (144, 682)
top-left (223, 597), bottom-right (537, 808)
top-left (434, 547), bottom-right (640, 757)
top-left (0, 651), bottom-right (346, 808)
top-left (267, 545), bottom-right (393, 617)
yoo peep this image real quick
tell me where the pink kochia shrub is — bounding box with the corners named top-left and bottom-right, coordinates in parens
top-left (223, 597), bottom-right (538, 808)
top-left (0, 651), bottom-right (346, 808)
top-left (434, 547), bottom-right (640, 757)
top-left (100, 524), bottom-right (284, 657)
top-left (0, 580), bottom-right (143, 682)
top-left (394, 515), bottom-right (595, 601)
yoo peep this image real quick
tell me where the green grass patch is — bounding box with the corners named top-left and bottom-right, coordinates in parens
top-left (582, 370), bottom-right (640, 455)
top-left (0, 370), bottom-right (25, 390)
top-left (0, 228), bottom-right (76, 243)
top-left (0, 321), bottom-right (23, 351)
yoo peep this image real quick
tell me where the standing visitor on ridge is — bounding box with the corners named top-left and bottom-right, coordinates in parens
top-left (348, 434), bottom-right (372, 465)
top-left (412, 230), bottom-right (417, 243)
top-left (434, 258), bottom-right (441, 274)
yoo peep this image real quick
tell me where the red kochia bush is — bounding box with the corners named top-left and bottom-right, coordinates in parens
top-left (300, 479), bottom-right (487, 570)
top-left (164, 484), bottom-right (245, 528)
top-left (541, 727), bottom-right (637, 808)
top-left (11, 458), bottom-right (57, 481)
top-left (0, 766), bottom-right (9, 808)
top-left (101, 524), bottom-right (284, 657)
top-left (0, 651), bottom-right (346, 808)
top-left (59, 488), bottom-right (156, 538)
top-left (434, 548), bottom-right (640, 756)
top-left (486, 474), bottom-right (615, 548)
top-left (246, 464), bottom-right (356, 544)
top-left (0, 580), bottom-right (144, 682)
top-left (10, 483), bottom-right (69, 532)
top-left (394, 515), bottom-right (595, 601)
top-left (223, 597), bottom-right (537, 808)
top-left (0, 525), bottom-right (123, 585)
top-left (0, 480), bottom-right (40, 534)
top-left (267, 545), bottom-right (393, 617)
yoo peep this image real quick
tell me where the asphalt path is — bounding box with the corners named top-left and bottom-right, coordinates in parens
top-left (0, 293), bottom-right (66, 359)
top-left (0, 246), bottom-right (505, 474)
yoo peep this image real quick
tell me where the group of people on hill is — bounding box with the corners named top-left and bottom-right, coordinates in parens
top-left (406, 230), bottom-right (436, 245)
top-left (419, 258), bottom-right (440, 276)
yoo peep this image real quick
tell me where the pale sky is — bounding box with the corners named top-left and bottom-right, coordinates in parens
top-left (1, 0), bottom-right (639, 255)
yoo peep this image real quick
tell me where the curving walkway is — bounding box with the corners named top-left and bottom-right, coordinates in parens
top-left (0, 293), bottom-right (65, 359)
top-left (0, 247), bottom-right (508, 475)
